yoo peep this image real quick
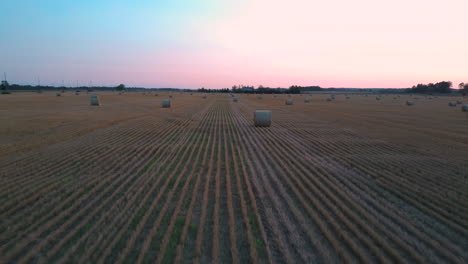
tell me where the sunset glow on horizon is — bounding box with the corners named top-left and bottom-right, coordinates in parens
top-left (1, 0), bottom-right (467, 88)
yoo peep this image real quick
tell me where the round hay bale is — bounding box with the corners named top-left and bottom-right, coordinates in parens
top-left (56, 93), bottom-right (61, 97)
top-left (202, 96), bottom-right (207, 99)
top-left (75, 92), bottom-right (80, 95)
top-left (233, 98), bottom-right (238, 102)
top-left (462, 105), bottom-right (468, 112)
top-left (90, 95), bottom-right (100, 106)
top-left (304, 99), bottom-right (311, 103)
top-left (285, 99), bottom-right (293, 105)
top-left (169, 95), bottom-right (173, 98)
top-left (254, 110), bottom-right (272, 127)
top-left (154, 93), bottom-right (158, 96)
top-left (257, 96), bottom-right (262, 99)
top-left (326, 98), bottom-right (332, 102)
top-left (376, 97), bottom-right (381, 101)
top-left (448, 102), bottom-right (457, 107)
top-left (346, 96), bottom-right (350, 99)
top-left (162, 99), bottom-right (171, 108)
top-left (456, 100), bottom-right (463, 104)
top-left (406, 101), bottom-right (414, 106)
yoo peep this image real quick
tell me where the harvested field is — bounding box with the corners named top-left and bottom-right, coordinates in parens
top-left (1, 92), bottom-right (468, 263)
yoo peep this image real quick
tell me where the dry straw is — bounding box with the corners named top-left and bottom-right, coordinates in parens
top-left (90, 95), bottom-right (100, 106)
top-left (162, 99), bottom-right (171, 108)
top-left (254, 110), bottom-right (272, 127)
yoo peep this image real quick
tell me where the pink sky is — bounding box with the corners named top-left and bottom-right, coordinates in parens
top-left (2, 0), bottom-right (467, 88)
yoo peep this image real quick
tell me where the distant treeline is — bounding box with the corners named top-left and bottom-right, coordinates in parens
top-left (2, 81), bottom-right (467, 95)
top-left (409, 81), bottom-right (453, 94)
top-left (198, 85), bottom-right (322, 94)
top-left (0, 83), bottom-right (192, 92)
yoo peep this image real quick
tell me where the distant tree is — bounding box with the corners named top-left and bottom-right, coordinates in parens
top-left (462, 83), bottom-right (468, 96)
top-left (116, 84), bottom-right (126, 91)
top-left (198, 87), bottom-right (207, 93)
top-left (1, 80), bottom-right (9, 91)
top-left (288, 85), bottom-right (302, 94)
top-left (434, 81), bottom-right (452, 93)
top-left (410, 81), bottom-right (452, 93)
top-left (459, 82), bottom-right (465, 90)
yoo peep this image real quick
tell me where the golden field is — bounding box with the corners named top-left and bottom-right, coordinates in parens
top-left (1, 91), bottom-right (467, 263)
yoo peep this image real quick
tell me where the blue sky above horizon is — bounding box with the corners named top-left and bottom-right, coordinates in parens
top-left (1, 0), bottom-right (467, 88)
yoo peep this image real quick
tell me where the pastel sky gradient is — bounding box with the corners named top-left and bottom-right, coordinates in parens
top-left (1, 0), bottom-right (467, 88)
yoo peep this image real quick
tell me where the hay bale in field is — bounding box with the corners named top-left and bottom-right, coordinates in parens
top-left (448, 102), bottom-right (457, 107)
top-left (90, 95), bottom-right (100, 105)
top-left (257, 96), bottom-right (262, 99)
top-left (462, 105), bottom-right (468, 112)
top-left (326, 98), bottom-right (332, 102)
top-left (376, 97), bottom-right (381, 100)
top-left (304, 98), bottom-right (310, 103)
top-left (456, 100), bottom-right (463, 104)
top-left (75, 92), bottom-right (80, 95)
top-left (202, 96), bottom-right (207, 99)
top-left (162, 99), bottom-right (171, 108)
top-left (254, 110), bottom-right (272, 127)
top-left (56, 93), bottom-right (61, 97)
top-left (154, 93), bottom-right (158, 96)
top-left (285, 99), bottom-right (293, 105)
top-left (406, 101), bottom-right (414, 106)
top-left (169, 95), bottom-right (173, 98)
top-left (233, 98), bottom-right (238, 102)
top-left (346, 96), bottom-right (350, 99)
